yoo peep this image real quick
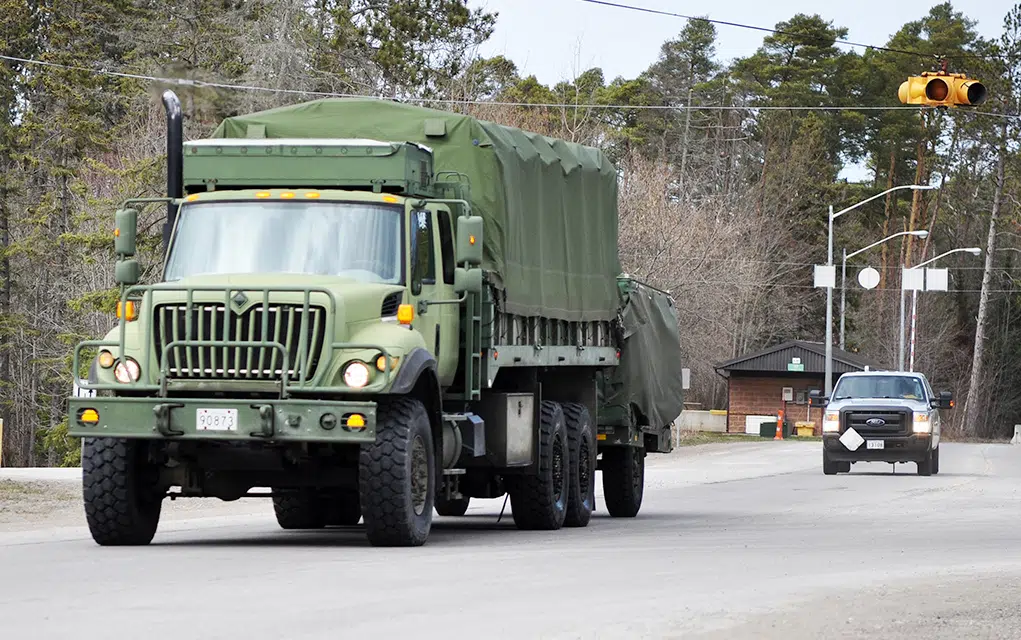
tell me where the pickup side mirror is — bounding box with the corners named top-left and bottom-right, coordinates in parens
top-left (931, 391), bottom-right (954, 410)
top-left (808, 389), bottom-right (828, 406)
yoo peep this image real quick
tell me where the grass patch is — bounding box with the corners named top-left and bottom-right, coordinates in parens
top-left (0, 479), bottom-right (48, 499)
top-left (675, 431), bottom-right (822, 446)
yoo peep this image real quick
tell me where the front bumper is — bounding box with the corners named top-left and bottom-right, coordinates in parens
top-left (823, 433), bottom-right (931, 462)
top-left (67, 396), bottom-right (377, 444)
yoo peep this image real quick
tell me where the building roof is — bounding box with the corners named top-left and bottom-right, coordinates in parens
top-left (714, 340), bottom-right (883, 378)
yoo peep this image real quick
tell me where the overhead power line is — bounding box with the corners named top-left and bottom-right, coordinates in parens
top-left (575, 0), bottom-right (998, 61)
top-left (1, 53), bottom-right (1016, 119)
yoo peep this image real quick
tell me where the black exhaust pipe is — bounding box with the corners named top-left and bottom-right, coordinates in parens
top-left (161, 89), bottom-right (183, 252)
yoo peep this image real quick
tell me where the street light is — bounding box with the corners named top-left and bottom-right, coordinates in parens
top-left (905, 247), bottom-right (983, 371)
top-left (840, 229), bottom-right (929, 350)
top-left (823, 184), bottom-right (937, 396)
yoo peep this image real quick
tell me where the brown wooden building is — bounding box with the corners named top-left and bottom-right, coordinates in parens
top-left (714, 341), bottom-right (881, 435)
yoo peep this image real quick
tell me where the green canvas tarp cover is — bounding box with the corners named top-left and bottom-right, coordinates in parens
top-left (604, 278), bottom-right (684, 429)
top-left (211, 99), bottom-right (621, 322)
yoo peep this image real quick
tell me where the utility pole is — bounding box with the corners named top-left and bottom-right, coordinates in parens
top-left (963, 120), bottom-right (1007, 437)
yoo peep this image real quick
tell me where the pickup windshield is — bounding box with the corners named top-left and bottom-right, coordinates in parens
top-left (164, 200), bottom-right (403, 284)
top-left (832, 375), bottom-right (926, 401)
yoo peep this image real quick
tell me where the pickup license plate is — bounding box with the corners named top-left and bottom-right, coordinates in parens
top-left (866, 439), bottom-right (885, 450)
top-left (196, 408), bottom-right (238, 432)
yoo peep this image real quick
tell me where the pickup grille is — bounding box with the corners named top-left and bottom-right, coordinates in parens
top-left (842, 410), bottom-right (911, 437)
top-left (153, 303), bottom-right (327, 381)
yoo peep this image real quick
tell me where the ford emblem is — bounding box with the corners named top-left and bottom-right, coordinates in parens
top-left (866, 418), bottom-right (886, 427)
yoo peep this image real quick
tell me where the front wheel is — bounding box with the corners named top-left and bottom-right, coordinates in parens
top-left (602, 445), bottom-right (644, 517)
top-left (82, 437), bottom-right (163, 546)
top-left (823, 450), bottom-right (839, 475)
top-left (932, 446), bottom-right (940, 475)
top-left (917, 447), bottom-right (934, 476)
top-left (359, 397), bottom-right (435, 547)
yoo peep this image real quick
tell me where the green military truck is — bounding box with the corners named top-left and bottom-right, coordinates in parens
top-left (67, 91), bottom-right (684, 547)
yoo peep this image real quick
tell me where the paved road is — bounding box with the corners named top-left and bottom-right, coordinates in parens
top-left (2, 441), bottom-right (1020, 639)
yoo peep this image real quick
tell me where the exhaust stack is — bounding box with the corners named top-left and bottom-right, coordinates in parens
top-left (161, 90), bottom-right (183, 252)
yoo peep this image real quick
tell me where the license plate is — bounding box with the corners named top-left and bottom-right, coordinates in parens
top-left (196, 408), bottom-right (238, 432)
top-left (866, 439), bottom-right (885, 450)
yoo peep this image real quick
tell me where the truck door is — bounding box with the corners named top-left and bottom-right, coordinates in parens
top-left (408, 206), bottom-right (459, 386)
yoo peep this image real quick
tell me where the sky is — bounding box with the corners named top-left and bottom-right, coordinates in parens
top-left (469, 0), bottom-right (1009, 86)
top-left (467, 0), bottom-right (1011, 180)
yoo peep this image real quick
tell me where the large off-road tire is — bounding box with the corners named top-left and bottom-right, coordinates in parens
top-left (563, 402), bottom-right (596, 528)
top-left (82, 437), bottom-right (163, 546)
top-left (823, 450), bottom-right (840, 475)
top-left (322, 490), bottom-right (362, 526)
top-left (435, 496), bottom-right (470, 516)
top-left (601, 445), bottom-right (644, 517)
top-left (509, 401), bottom-right (569, 530)
top-left (272, 489), bottom-right (326, 529)
top-left (359, 397), bottom-right (435, 547)
top-left (917, 448), bottom-right (934, 476)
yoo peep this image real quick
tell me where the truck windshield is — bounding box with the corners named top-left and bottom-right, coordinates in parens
top-left (832, 375), bottom-right (926, 400)
top-left (164, 200), bottom-right (403, 284)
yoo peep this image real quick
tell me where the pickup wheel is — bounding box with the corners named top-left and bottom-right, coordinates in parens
top-left (822, 450), bottom-right (840, 475)
top-left (932, 446), bottom-right (940, 475)
top-left (917, 448), bottom-right (934, 476)
top-left (322, 489), bottom-right (361, 526)
top-left (602, 445), bottom-right (645, 517)
top-left (359, 397), bottom-right (435, 547)
top-left (82, 437), bottom-right (163, 546)
top-left (435, 496), bottom-right (470, 516)
top-left (563, 402), bottom-right (596, 527)
top-left (509, 401), bottom-right (569, 530)
top-left (272, 489), bottom-right (326, 529)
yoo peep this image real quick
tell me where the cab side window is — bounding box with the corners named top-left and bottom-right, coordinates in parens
top-left (413, 209), bottom-right (436, 285)
top-left (437, 209), bottom-right (455, 285)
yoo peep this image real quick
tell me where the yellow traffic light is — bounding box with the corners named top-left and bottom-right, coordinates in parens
top-left (897, 72), bottom-right (986, 107)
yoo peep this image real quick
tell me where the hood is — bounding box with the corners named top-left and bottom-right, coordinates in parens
top-left (150, 273), bottom-right (405, 324)
top-left (828, 396), bottom-right (930, 411)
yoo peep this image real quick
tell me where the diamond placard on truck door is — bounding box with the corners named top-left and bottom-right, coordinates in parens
top-left (839, 427), bottom-right (864, 451)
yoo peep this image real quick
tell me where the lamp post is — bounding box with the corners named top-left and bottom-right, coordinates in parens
top-left (905, 247), bottom-right (983, 371)
top-left (840, 229), bottom-right (929, 350)
top-left (824, 184), bottom-right (937, 395)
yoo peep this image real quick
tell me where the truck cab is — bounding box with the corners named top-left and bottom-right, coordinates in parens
top-left (810, 371), bottom-right (953, 476)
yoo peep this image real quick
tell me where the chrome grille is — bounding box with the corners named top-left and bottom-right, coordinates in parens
top-left (153, 303), bottom-right (327, 381)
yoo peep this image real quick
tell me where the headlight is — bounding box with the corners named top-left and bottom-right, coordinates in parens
top-left (343, 361), bottom-right (371, 388)
top-left (912, 412), bottom-right (931, 433)
top-left (823, 411), bottom-right (840, 433)
top-left (97, 350), bottom-right (115, 369)
top-left (113, 358), bottom-right (141, 383)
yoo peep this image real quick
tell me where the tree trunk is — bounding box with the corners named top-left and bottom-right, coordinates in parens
top-left (879, 147), bottom-right (896, 290)
top-left (963, 120), bottom-right (1008, 438)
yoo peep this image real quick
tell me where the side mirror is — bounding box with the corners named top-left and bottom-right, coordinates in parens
top-left (808, 390), bottom-right (828, 406)
top-left (454, 267), bottom-right (483, 295)
top-left (456, 215), bottom-right (484, 266)
top-left (934, 391), bottom-right (954, 410)
top-left (115, 259), bottom-right (140, 285)
top-left (115, 208), bottom-right (138, 256)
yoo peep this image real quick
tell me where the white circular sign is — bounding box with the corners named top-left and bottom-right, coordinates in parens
top-left (857, 267), bottom-right (880, 290)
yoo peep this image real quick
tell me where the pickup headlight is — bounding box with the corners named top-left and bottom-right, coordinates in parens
top-left (823, 411), bottom-right (840, 433)
top-left (912, 412), bottom-right (931, 433)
